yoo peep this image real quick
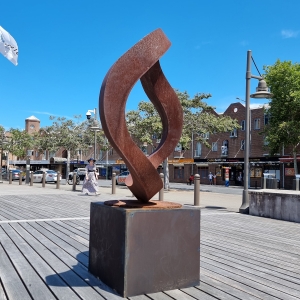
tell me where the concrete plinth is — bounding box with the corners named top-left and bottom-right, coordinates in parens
top-left (89, 201), bottom-right (200, 297)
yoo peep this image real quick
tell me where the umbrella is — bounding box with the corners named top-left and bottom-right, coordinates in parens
top-left (0, 26), bottom-right (18, 66)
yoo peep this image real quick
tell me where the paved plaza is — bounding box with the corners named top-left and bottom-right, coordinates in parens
top-left (0, 181), bottom-right (300, 299)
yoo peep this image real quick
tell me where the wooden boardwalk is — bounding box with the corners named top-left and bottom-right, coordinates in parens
top-left (0, 192), bottom-right (300, 299)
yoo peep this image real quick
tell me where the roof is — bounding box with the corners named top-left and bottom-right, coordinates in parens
top-left (25, 115), bottom-right (40, 121)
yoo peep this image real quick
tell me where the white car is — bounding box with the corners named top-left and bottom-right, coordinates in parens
top-left (116, 171), bottom-right (130, 185)
top-left (32, 170), bottom-right (60, 183)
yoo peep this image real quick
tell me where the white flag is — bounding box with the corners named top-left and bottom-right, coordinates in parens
top-left (0, 26), bottom-right (18, 66)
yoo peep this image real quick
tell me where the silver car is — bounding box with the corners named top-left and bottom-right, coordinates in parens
top-left (32, 170), bottom-right (59, 183)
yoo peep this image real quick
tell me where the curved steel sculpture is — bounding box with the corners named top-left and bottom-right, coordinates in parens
top-left (99, 29), bottom-right (183, 202)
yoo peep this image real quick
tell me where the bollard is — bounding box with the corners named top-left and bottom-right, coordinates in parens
top-left (194, 174), bottom-right (200, 206)
top-left (9, 170), bottom-right (12, 184)
top-left (56, 171), bottom-right (60, 189)
top-left (159, 173), bottom-right (164, 201)
top-left (30, 171), bottom-right (33, 186)
top-left (72, 174), bottom-right (76, 191)
top-left (263, 176), bottom-right (267, 189)
top-left (19, 173), bottom-right (22, 185)
top-left (296, 178), bottom-right (299, 191)
top-left (112, 172), bottom-right (116, 194)
top-left (42, 171), bottom-right (46, 188)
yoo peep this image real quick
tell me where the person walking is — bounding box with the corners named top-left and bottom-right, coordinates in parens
top-left (208, 172), bottom-right (213, 185)
top-left (213, 173), bottom-right (217, 185)
top-left (188, 174), bottom-right (194, 185)
top-left (82, 158), bottom-right (99, 195)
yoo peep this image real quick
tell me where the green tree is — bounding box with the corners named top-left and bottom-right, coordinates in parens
top-left (263, 60), bottom-right (300, 174)
top-left (6, 128), bottom-right (34, 159)
top-left (34, 116), bottom-right (105, 179)
top-left (126, 90), bottom-right (240, 188)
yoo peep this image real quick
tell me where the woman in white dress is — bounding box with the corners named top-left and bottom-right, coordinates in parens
top-left (82, 158), bottom-right (99, 195)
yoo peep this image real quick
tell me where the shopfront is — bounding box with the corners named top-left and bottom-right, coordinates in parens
top-left (194, 157), bottom-right (280, 187)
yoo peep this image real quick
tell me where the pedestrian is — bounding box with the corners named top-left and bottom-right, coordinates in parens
top-left (213, 173), bottom-right (217, 185)
top-left (237, 172), bottom-right (242, 186)
top-left (208, 172), bottom-right (213, 185)
top-left (189, 174), bottom-right (194, 185)
top-left (82, 158), bottom-right (99, 196)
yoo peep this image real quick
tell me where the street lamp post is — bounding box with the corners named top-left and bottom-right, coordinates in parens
top-left (86, 108), bottom-right (100, 160)
top-left (239, 50), bottom-right (273, 214)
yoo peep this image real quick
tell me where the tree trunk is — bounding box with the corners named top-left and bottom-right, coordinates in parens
top-left (66, 149), bottom-right (70, 180)
top-left (163, 158), bottom-right (170, 190)
top-left (293, 151), bottom-right (298, 175)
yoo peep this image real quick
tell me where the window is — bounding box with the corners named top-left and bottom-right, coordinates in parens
top-left (254, 118), bottom-right (260, 129)
top-left (201, 132), bottom-right (209, 139)
top-left (212, 142), bottom-right (218, 151)
top-left (174, 143), bottom-right (182, 152)
top-left (221, 140), bottom-right (228, 156)
top-left (241, 140), bottom-right (245, 150)
top-left (174, 167), bottom-right (184, 179)
top-left (198, 167), bottom-right (208, 179)
top-left (195, 142), bottom-right (202, 157)
top-left (108, 148), bottom-right (113, 155)
top-left (264, 113), bottom-right (269, 125)
top-left (230, 128), bottom-right (237, 137)
top-left (241, 120), bottom-right (245, 131)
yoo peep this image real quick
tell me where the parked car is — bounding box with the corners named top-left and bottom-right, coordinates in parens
top-left (31, 170), bottom-right (60, 183)
top-left (69, 168), bottom-right (99, 180)
top-left (116, 171), bottom-right (130, 185)
top-left (69, 168), bottom-right (87, 181)
top-left (2, 169), bottom-right (25, 181)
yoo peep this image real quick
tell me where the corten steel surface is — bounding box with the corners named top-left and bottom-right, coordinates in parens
top-left (104, 199), bottom-right (182, 209)
top-left (99, 29), bottom-right (183, 202)
top-left (89, 202), bottom-right (200, 297)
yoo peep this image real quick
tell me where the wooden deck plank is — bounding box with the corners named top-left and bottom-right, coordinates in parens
top-left (0, 278), bottom-right (7, 300)
top-left (200, 274), bottom-right (261, 300)
top-left (128, 295), bottom-right (151, 300)
top-left (19, 222), bottom-right (123, 300)
top-left (52, 220), bottom-right (90, 240)
top-left (202, 239), bottom-right (300, 277)
top-left (186, 283), bottom-right (239, 300)
top-left (0, 226), bottom-right (55, 299)
top-left (9, 222), bottom-right (105, 300)
top-left (202, 246), bottom-right (300, 286)
top-left (201, 268), bottom-right (278, 300)
top-left (201, 254), bottom-right (300, 298)
top-left (36, 221), bottom-right (89, 250)
top-left (163, 289), bottom-right (199, 299)
top-left (60, 219), bottom-right (90, 233)
top-left (181, 286), bottom-right (221, 299)
top-left (0, 242), bottom-right (32, 300)
top-left (146, 291), bottom-right (175, 300)
top-left (201, 260), bottom-right (299, 300)
top-left (28, 222), bottom-right (89, 267)
top-left (1, 223), bottom-right (81, 300)
top-left (202, 225), bottom-right (300, 263)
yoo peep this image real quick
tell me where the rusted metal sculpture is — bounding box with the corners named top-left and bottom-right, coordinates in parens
top-left (99, 29), bottom-right (183, 202)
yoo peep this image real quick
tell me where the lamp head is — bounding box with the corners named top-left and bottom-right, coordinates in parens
top-left (86, 111), bottom-right (92, 119)
top-left (250, 79), bottom-right (273, 99)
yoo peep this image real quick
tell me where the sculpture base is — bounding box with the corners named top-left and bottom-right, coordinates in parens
top-left (89, 201), bottom-right (200, 297)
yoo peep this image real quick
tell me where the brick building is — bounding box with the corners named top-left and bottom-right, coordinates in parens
top-left (4, 107), bottom-right (300, 187)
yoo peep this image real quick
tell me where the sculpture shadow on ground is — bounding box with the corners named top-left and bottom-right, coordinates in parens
top-left (204, 206), bottom-right (228, 210)
top-left (45, 251), bottom-right (120, 297)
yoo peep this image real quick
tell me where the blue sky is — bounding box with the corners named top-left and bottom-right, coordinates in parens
top-left (1, 0), bottom-right (300, 130)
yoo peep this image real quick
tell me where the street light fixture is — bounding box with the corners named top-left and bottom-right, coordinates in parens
top-left (239, 50), bottom-right (273, 214)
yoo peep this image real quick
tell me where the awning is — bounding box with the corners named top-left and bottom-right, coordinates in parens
top-left (173, 163), bottom-right (184, 167)
top-left (50, 157), bottom-right (67, 163)
top-left (196, 164), bottom-right (209, 167)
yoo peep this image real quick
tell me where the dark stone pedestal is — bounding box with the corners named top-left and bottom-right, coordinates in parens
top-left (89, 202), bottom-right (201, 297)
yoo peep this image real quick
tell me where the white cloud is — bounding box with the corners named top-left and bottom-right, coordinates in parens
top-left (29, 111), bottom-right (75, 120)
top-left (281, 29), bottom-right (299, 39)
